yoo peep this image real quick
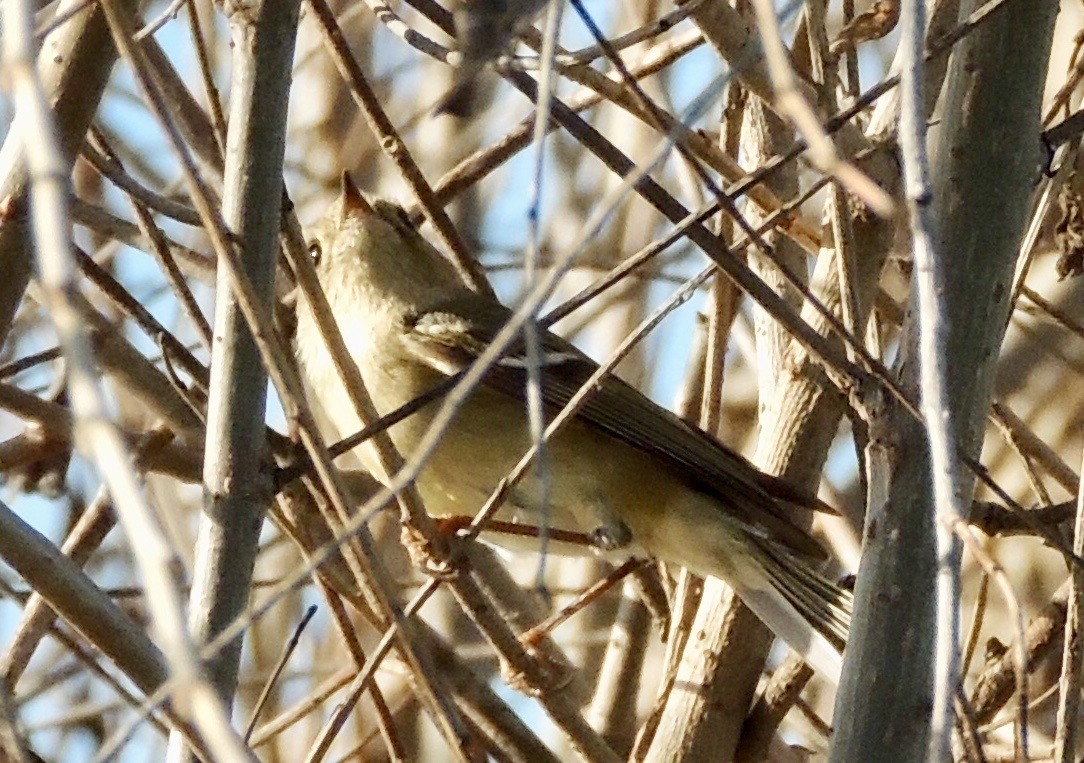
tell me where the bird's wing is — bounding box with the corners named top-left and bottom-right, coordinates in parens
top-left (402, 294), bottom-right (831, 561)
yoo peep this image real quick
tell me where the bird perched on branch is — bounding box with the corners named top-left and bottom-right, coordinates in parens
top-left (294, 174), bottom-right (852, 681)
top-left (437, 0), bottom-right (548, 116)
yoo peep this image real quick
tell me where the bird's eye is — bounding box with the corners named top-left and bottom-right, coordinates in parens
top-left (307, 240), bottom-right (322, 265)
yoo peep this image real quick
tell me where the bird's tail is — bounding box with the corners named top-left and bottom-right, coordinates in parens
top-left (729, 542), bottom-right (852, 683)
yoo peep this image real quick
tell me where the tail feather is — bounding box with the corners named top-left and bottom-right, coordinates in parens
top-left (733, 543), bottom-right (853, 683)
top-left (761, 543), bottom-right (852, 646)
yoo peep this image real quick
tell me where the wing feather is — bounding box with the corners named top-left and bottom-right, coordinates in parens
top-left (404, 295), bottom-right (830, 560)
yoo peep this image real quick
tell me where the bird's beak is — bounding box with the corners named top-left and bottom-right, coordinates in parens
top-left (339, 172), bottom-right (372, 219)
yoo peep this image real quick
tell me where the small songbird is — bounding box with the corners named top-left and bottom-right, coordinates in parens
top-left (437, 0), bottom-right (548, 116)
top-left (294, 175), bottom-right (852, 681)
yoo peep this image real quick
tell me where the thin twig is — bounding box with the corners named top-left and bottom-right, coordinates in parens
top-left (896, 0), bottom-right (963, 756)
top-left (1054, 442), bottom-right (1084, 762)
top-left (243, 605), bottom-right (318, 743)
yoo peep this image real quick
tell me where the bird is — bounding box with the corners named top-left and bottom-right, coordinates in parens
top-left (436, 0), bottom-right (548, 117)
top-left (294, 174), bottom-right (852, 681)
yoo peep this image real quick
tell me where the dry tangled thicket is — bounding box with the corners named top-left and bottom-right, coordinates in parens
top-left (1, 0), bottom-right (1083, 760)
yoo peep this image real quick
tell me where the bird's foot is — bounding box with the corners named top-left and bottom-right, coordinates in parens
top-left (589, 519), bottom-right (633, 552)
top-left (400, 523), bottom-right (459, 580)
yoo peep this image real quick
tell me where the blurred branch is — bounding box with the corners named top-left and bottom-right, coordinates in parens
top-left (587, 579), bottom-right (652, 753)
top-left (175, 0), bottom-right (299, 753)
top-left (834, 2), bottom-right (1059, 760)
top-left (80, 135), bottom-right (202, 226)
top-left (1, 488), bottom-right (117, 686)
top-left (972, 582), bottom-right (1068, 726)
top-left (969, 499), bottom-right (1074, 537)
top-left (2, 0), bottom-right (252, 755)
top-left (991, 401), bottom-right (1080, 496)
top-left (1054, 445), bottom-right (1084, 761)
top-left (70, 198), bottom-right (214, 279)
top-left (735, 653), bottom-right (815, 763)
top-left (894, 0), bottom-right (963, 754)
top-left (748, 0), bottom-right (893, 215)
top-left (0, 497), bottom-right (215, 753)
top-left (0, 0), bottom-right (142, 344)
top-left (0, 396), bottom-right (203, 482)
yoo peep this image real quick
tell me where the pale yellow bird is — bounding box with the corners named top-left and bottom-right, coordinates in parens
top-left (295, 176), bottom-right (852, 681)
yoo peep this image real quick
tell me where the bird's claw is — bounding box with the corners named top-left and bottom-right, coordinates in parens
top-left (400, 523), bottom-right (459, 580)
top-left (589, 519), bottom-right (632, 552)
